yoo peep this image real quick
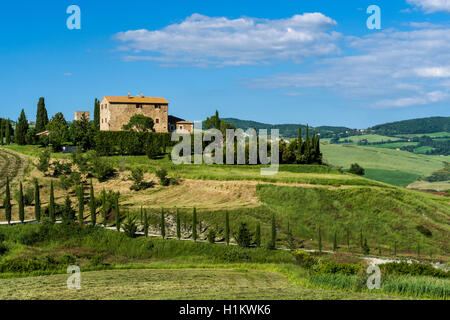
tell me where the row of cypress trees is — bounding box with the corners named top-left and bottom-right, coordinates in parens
top-left (0, 118), bottom-right (13, 145)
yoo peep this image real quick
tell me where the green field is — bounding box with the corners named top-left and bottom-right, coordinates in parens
top-left (321, 144), bottom-right (449, 186)
top-left (396, 132), bottom-right (450, 138)
top-left (0, 223), bottom-right (447, 300)
top-left (339, 134), bottom-right (402, 143)
top-left (0, 268), bottom-right (403, 300)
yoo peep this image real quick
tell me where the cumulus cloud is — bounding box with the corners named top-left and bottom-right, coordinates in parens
top-left (114, 13), bottom-right (341, 66)
top-left (248, 26), bottom-right (450, 108)
top-left (407, 0), bottom-right (450, 13)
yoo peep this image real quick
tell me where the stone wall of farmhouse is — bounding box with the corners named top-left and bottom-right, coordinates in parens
top-left (99, 99), bottom-right (168, 132)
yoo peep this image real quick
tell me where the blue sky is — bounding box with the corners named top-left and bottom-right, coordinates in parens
top-left (0, 0), bottom-right (449, 128)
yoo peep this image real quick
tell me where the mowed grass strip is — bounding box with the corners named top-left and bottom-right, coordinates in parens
top-left (0, 268), bottom-right (402, 300)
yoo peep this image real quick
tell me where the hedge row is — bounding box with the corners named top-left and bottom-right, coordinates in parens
top-left (94, 131), bottom-right (174, 156)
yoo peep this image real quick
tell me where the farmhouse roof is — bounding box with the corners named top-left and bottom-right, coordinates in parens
top-left (104, 96), bottom-right (168, 104)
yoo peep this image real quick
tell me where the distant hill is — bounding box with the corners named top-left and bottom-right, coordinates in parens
top-left (370, 116), bottom-right (450, 135)
top-left (222, 118), bottom-right (351, 138)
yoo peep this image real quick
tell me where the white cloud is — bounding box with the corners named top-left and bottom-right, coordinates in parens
top-left (114, 13), bottom-right (341, 66)
top-left (414, 67), bottom-right (450, 77)
top-left (407, 0), bottom-right (450, 13)
top-left (248, 27), bottom-right (450, 108)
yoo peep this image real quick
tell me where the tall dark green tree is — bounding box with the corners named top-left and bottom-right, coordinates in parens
top-left (5, 119), bottom-right (11, 145)
top-left (333, 231), bottom-right (338, 251)
top-left (18, 182), bottom-right (25, 223)
top-left (192, 207), bottom-right (198, 241)
top-left (77, 186), bottom-right (84, 224)
top-left (49, 181), bottom-right (55, 223)
top-left (35, 97), bottom-right (49, 133)
top-left (4, 177), bottom-right (11, 224)
top-left (89, 180), bottom-right (96, 226)
top-left (0, 119), bottom-right (3, 145)
top-left (176, 209), bottom-right (181, 240)
top-left (160, 208), bottom-right (166, 239)
top-left (63, 194), bottom-right (75, 223)
top-left (225, 211), bottom-right (230, 245)
top-left (34, 179), bottom-right (41, 221)
top-left (346, 229), bottom-right (350, 250)
top-left (214, 110), bottom-right (221, 130)
top-left (94, 98), bottom-right (100, 130)
top-left (318, 226), bottom-right (322, 253)
top-left (394, 241), bottom-right (397, 256)
top-left (115, 196), bottom-right (121, 231)
top-left (15, 109), bottom-right (29, 145)
top-left (255, 223), bottom-right (261, 248)
top-left (101, 188), bottom-right (108, 226)
top-left (270, 213), bottom-right (276, 250)
top-left (143, 210), bottom-right (149, 237)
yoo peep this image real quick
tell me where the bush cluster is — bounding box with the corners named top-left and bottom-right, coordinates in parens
top-left (94, 131), bottom-right (173, 157)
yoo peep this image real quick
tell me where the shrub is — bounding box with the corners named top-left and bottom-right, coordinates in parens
top-left (234, 222), bottom-right (253, 248)
top-left (292, 250), bottom-right (319, 269)
top-left (348, 163), bottom-right (365, 176)
top-left (207, 229), bottom-right (216, 244)
top-left (0, 243), bottom-right (7, 256)
top-left (380, 262), bottom-right (449, 278)
top-left (123, 215), bottom-right (138, 238)
top-left (88, 151), bottom-right (115, 182)
top-left (155, 168), bottom-right (170, 186)
top-left (36, 149), bottom-right (50, 174)
top-left (315, 261), bottom-right (362, 276)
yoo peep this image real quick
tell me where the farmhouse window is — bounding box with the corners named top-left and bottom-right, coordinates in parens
top-left (136, 104), bottom-right (142, 109)
top-left (155, 118), bottom-right (159, 124)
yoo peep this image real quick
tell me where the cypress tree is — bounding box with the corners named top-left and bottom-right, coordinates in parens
top-left (101, 188), bottom-right (107, 226)
top-left (77, 186), bottom-right (84, 224)
top-left (5, 119), bottom-right (11, 145)
top-left (360, 229), bottom-right (364, 248)
top-left (4, 177), bottom-right (11, 225)
top-left (35, 97), bottom-right (49, 133)
top-left (0, 119), bottom-right (3, 145)
top-left (192, 207), bottom-right (198, 241)
top-left (214, 110), bottom-right (220, 130)
top-left (94, 98), bottom-right (100, 130)
top-left (89, 180), bottom-right (96, 226)
top-left (225, 211), bottom-right (230, 245)
top-left (270, 213), bottom-right (276, 250)
top-left (297, 125), bottom-right (302, 143)
top-left (143, 210), bottom-right (149, 237)
top-left (15, 109), bottom-right (29, 145)
top-left (346, 229), bottom-right (350, 250)
top-left (49, 181), bottom-right (55, 223)
top-left (160, 208), bottom-right (165, 239)
top-left (255, 223), bottom-right (261, 248)
top-left (34, 179), bottom-right (41, 221)
top-left (18, 182), bottom-right (25, 223)
top-left (318, 226), bottom-right (322, 253)
top-left (115, 196), bottom-right (121, 231)
top-left (333, 230), bottom-right (338, 251)
top-left (63, 194), bottom-right (74, 223)
top-left (176, 209), bottom-right (181, 240)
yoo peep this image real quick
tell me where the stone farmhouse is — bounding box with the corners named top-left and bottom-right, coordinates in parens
top-left (99, 94), bottom-right (193, 133)
top-left (74, 111), bottom-right (90, 121)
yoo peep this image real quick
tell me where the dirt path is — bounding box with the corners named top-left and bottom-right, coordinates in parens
top-left (0, 148), bottom-right (29, 193)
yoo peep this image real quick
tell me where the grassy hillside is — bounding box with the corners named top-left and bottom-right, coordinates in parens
top-left (255, 185), bottom-right (450, 255)
top-left (321, 144), bottom-right (449, 186)
top-left (370, 117), bottom-right (450, 135)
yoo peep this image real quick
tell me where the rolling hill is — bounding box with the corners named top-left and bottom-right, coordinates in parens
top-left (370, 117), bottom-right (450, 135)
top-left (222, 118), bottom-right (351, 138)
